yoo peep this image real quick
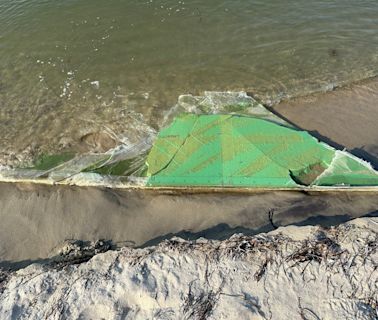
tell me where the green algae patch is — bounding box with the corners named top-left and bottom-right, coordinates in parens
top-left (81, 156), bottom-right (112, 173)
top-left (223, 103), bottom-right (252, 113)
top-left (32, 153), bottom-right (76, 171)
top-left (146, 114), bottom-right (378, 188)
top-left (85, 159), bottom-right (131, 175)
top-left (84, 158), bottom-right (147, 176)
top-left (81, 151), bottom-right (148, 177)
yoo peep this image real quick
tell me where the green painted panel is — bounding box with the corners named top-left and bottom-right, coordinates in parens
top-left (146, 114), bottom-right (378, 187)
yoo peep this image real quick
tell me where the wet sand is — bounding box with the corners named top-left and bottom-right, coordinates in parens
top-left (0, 182), bottom-right (377, 269)
top-left (272, 77), bottom-right (378, 168)
top-left (1, 78), bottom-right (378, 268)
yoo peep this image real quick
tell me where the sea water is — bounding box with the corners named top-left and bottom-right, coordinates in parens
top-left (0, 0), bottom-right (377, 164)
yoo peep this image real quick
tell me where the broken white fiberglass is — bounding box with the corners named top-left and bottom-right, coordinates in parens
top-left (1, 92), bottom-right (378, 190)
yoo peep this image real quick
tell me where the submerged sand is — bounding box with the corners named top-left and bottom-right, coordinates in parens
top-left (273, 77), bottom-right (378, 168)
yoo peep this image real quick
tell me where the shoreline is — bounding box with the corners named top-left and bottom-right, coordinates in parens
top-left (1, 76), bottom-right (378, 267)
top-left (1, 74), bottom-right (378, 169)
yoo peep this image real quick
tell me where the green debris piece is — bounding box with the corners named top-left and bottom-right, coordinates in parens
top-left (146, 114), bottom-right (378, 188)
top-left (85, 157), bottom-right (147, 176)
top-left (290, 162), bottom-right (328, 186)
top-left (32, 153), bottom-right (75, 171)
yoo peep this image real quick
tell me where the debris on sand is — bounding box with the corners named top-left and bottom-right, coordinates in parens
top-left (49, 239), bottom-right (113, 269)
top-left (0, 217), bottom-right (377, 319)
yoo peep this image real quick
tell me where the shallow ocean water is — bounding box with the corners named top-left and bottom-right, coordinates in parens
top-left (0, 0), bottom-right (378, 164)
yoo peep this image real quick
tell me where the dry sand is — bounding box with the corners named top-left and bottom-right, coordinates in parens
top-left (0, 217), bottom-right (377, 319)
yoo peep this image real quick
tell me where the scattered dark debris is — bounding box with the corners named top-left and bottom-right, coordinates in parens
top-left (182, 282), bottom-right (222, 320)
top-left (124, 247), bottom-right (155, 267)
top-left (221, 235), bottom-right (283, 259)
top-left (254, 258), bottom-right (271, 282)
top-left (0, 269), bottom-right (12, 295)
top-left (160, 234), bottom-right (285, 261)
top-left (328, 48), bottom-right (338, 57)
top-left (50, 239), bottom-right (113, 269)
top-left (162, 237), bottom-right (196, 253)
top-left (366, 236), bottom-right (378, 256)
top-left (1, 219), bottom-right (377, 318)
top-left (287, 231), bottom-right (343, 265)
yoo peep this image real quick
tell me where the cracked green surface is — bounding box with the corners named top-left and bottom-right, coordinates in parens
top-left (146, 114), bottom-right (378, 187)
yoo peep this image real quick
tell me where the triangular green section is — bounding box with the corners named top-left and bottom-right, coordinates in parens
top-left (146, 114), bottom-right (378, 187)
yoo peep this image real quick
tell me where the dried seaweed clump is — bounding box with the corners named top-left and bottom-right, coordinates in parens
top-left (50, 239), bottom-right (113, 269)
top-left (182, 282), bottom-right (222, 320)
top-left (0, 269), bottom-right (12, 295)
top-left (287, 231), bottom-right (344, 265)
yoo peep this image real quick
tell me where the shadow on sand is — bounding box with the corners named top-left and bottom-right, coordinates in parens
top-left (1, 209), bottom-right (377, 271)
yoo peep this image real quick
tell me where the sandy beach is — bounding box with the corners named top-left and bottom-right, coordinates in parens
top-left (1, 216), bottom-right (376, 319)
top-left (1, 1), bottom-right (378, 318)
